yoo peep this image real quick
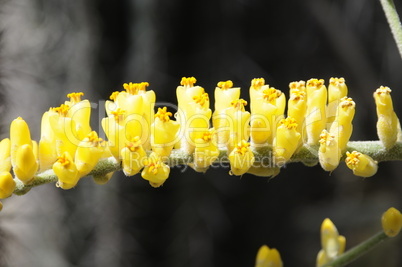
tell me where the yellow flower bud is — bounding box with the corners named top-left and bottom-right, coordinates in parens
top-left (329, 97), bottom-right (355, 152)
top-left (141, 153), bottom-right (170, 188)
top-left (318, 130), bottom-right (341, 172)
top-left (273, 117), bottom-right (301, 163)
top-left (320, 218), bottom-right (345, 260)
top-left (288, 81), bottom-right (307, 142)
top-left (151, 107), bottom-right (180, 157)
top-left (53, 151), bottom-right (79, 189)
top-left (0, 138), bottom-right (11, 173)
top-left (381, 207), bottom-right (402, 237)
top-left (121, 136), bottom-right (147, 176)
top-left (306, 79), bottom-right (327, 145)
top-left (13, 144), bottom-right (38, 184)
top-left (10, 117), bottom-right (32, 167)
top-left (316, 249), bottom-right (329, 267)
top-left (255, 245), bottom-right (283, 267)
top-left (229, 140), bottom-right (255, 176)
top-left (373, 86), bottom-right (400, 149)
top-left (38, 110), bottom-right (58, 171)
top-left (0, 171), bottom-right (16, 199)
top-left (193, 130), bottom-right (219, 171)
top-left (75, 131), bottom-right (105, 177)
top-left (345, 151), bottom-right (378, 178)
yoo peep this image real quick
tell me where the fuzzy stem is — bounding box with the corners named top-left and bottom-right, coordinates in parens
top-left (321, 231), bottom-right (389, 267)
top-left (380, 0), bottom-right (402, 59)
top-left (11, 140), bottom-right (402, 195)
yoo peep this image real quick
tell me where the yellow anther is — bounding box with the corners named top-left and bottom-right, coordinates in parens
top-left (340, 97), bottom-right (355, 108)
top-left (57, 154), bottom-right (71, 167)
top-left (85, 131), bottom-right (104, 145)
top-left (231, 99), bottom-right (248, 110)
top-left (279, 117), bottom-right (298, 129)
top-left (201, 131), bottom-right (213, 142)
top-left (138, 82), bottom-right (149, 91)
top-left (329, 77), bottom-right (345, 86)
top-left (307, 78), bottom-right (325, 88)
top-left (345, 151), bottom-right (378, 177)
top-left (345, 151), bottom-right (361, 167)
top-left (251, 78), bottom-right (265, 90)
top-left (217, 80), bottom-right (233, 90)
top-left (109, 91), bottom-right (120, 101)
top-left (289, 80), bottom-right (306, 91)
top-left (262, 88), bottom-right (282, 102)
top-left (67, 92), bottom-right (84, 104)
top-left (125, 136), bottom-right (142, 152)
top-left (123, 82), bottom-right (149, 95)
top-left (110, 108), bottom-right (126, 121)
top-left (180, 77), bottom-right (197, 87)
top-left (53, 104), bottom-right (70, 117)
top-left (289, 89), bottom-right (306, 101)
top-left (233, 140), bottom-right (250, 156)
top-left (193, 92), bottom-right (209, 107)
top-left (154, 107), bottom-right (172, 122)
top-left (375, 86), bottom-right (392, 95)
top-left (319, 130), bottom-right (335, 145)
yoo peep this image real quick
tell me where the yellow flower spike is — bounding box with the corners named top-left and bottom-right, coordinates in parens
top-left (121, 136), bottom-right (147, 176)
top-left (0, 171), bottom-right (16, 199)
top-left (329, 97), bottom-right (355, 153)
top-left (141, 152), bottom-right (170, 188)
top-left (109, 91), bottom-right (120, 101)
top-left (255, 245), bottom-right (283, 267)
top-left (382, 207), bottom-right (402, 237)
top-left (318, 130), bottom-right (341, 172)
top-left (66, 92), bottom-right (84, 104)
top-left (193, 130), bottom-right (219, 171)
top-left (151, 107), bottom-right (180, 157)
top-left (10, 117), bottom-right (33, 167)
top-left (273, 117), bottom-right (301, 164)
top-left (373, 86), bottom-right (400, 149)
top-left (320, 218), bottom-right (343, 259)
top-left (345, 151), bottom-right (378, 178)
top-left (229, 140), bottom-right (255, 176)
top-left (306, 78), bottom-right (327, 145)
top-left (287, 85), bottom-right (307, 143)
top-left (13, 144), bottom-right (38, 184)
top-left (0, 138), bottom-right (11, 173)
top-left (53, 151), bottom-right (79, 190)
top-left (74, 131), bottom-right (105, 177)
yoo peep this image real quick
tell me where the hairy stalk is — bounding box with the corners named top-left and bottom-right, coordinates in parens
top-left (321, 231), bottom-right (389, 267)
top-left (12, 141), bottom-right (402, 195)
top-left (380, 0), bottom-right (402, 59)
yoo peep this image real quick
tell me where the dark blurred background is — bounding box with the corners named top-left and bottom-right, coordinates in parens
top-left (0, 0), bottom-right (402, 266)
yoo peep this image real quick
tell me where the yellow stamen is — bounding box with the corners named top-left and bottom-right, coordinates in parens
top-left (201, 131), bottom-right (213, 142)
top-left (319, 130), bottom-right (335, 146)
top-left (279, 117), bottom-right (298, 129)
top-left (53, 104), bottom-right (70, 117)
top-left (251, 78), bottom-right (265, 90)
top-left (57, 154), bottom-right (70, 167)
top-left (329, 77), bottom-right (345, 87)
top-left (231, 99), bottom-right (247, 110)
top-left (110, 91), bottom-right (120, 101)
top-left (375, 86), bottom-right (392, 95)
top-left (340, 97), bottom-right (355, 108)
top-left (123, 82), bottom-right (149, 95)
top-left (125, 136), bottom-right (142, 152)
top-left (155, 107), bottom-right (172, 122)
top-left (180, 77), bottom-right (197, 88)
top-left (345, 151), bottom-right (360, 167)
top-left (67, 92), bottom-right (84, 104)
top-left (111, 108), bottom-right (126, 121)
top-left (289, 80), bottom-right (306, 91)
top-left (217, 80), bottom-right (233, 90)
top-left (307, 78), bottom-right (325, 89)
top-left (234, 140), bottom-right (250, 155)
top-left (289, 89), bottom-right (306, 101)
top-left (193, 92), bottom-right (209, 107)
top-left (262, 88), bottom-right (282, 102)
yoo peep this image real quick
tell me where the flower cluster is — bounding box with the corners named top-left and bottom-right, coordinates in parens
top-left (0, 76), bottom-right (400, 201)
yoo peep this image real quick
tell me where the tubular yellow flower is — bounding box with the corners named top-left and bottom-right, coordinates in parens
top-left (214, 80), bottom-right (240, 112)
top-left (327, 77), bottom-right (348, 125)
top-left (151, 107), bottom-right (180, 157)
top-left (65, 92), bottom-right (92, 140)
top-left (38, 109), bottom-right (58, 171)
top-left (345, 151), bottom-right (378, 178)
top-left (223, 99), bottom-right (251, 152)
top-left (255, 245), bottom-right (283, 267)
top-left (10, 117), bottom-right (32, 167)
top-left (329, 97), bottom-right (355, 153)
top-left (121, 136), bottom-right (147, 176)
top-left (101, 109), bottom-right (128, 159)
top-left (53, 151), bottom-right (79, 190)
top-left (229, 140), bottom-right (255, 176)
top-left (287, 81), bottom-right (307, 141)
top-left (249, 78), bottom-right (269, 113)
top-left (306, 79), bottom-right (327, 145)
top-left (0, 138), bottom-right (11, 173)
top-left (0, 171), bottom-right (16, 199)
top-left (318, 130), bottom-right (341, 172)
top-left (74, 131), bottom-right (105, 177)
top-left (381, 207), bottom-right (402, 237)
top-left (13, 144), bottom-right (38, 184)
top-left (373, 86), bottom-right (400, 149)
top-left (193, 130), bottom-right (219, 171)
top-left (273, 117), bottom-right (301, 164)
top-left (141, 153), bottom-right (170, 188)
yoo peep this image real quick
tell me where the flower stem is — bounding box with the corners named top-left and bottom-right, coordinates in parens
top-left (380, 0), bottom-right (402, 59)
top-left (321, 231), bottom-right (389, 267)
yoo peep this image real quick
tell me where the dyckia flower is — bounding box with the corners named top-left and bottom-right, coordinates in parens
top-left (38, 110), bottom-right (58, 171)
top-left (345, 151), bottom-right (378, 177)
top-left (141, 153), bottom-right (170, 188)
top-left (0, 138), bottom-right (11, 173)
top-left (229, 140), bottom-right (255, 176)
top-left (317, 218), bottom-right (346, 267)
top-left (151, 107), bottom-right (180, 157)
top-left (381, 207), bottom-right (402, 237)
top-left (53, 151), bottom-right (79, 190)
top-left (74, 131), bottom-right (105, 177)
top-left (255, 245), bottom-right (283, 267)
top-left (273, 117), bottom-right (301, 164)
top-left (329, 97), bottom-right (355, 153)
top-left (0, 171), bottom-right (16, 199)
top-left (224, 99), bottom-right (250, 152)
top-left (193, 130), bottom-right (219, 171)
top-left (306, 79), bottom-right (327, 145)
top-left (65, 92), bottom-right (92, 140)
top-left (373, 86), bottom-right (401, 149)
top-left (121, 136), bottom-right (147, 176)
top-left (287, 81), bottom-right (307, 142)
top-left (102, 108), bottom-right (128, 159)
top-left (318, 130), bottom-right (341, 172)
top-left (327, 77), bottom-right (348, 126)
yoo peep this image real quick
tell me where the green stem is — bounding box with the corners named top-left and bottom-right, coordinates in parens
top-left (321, 231), bottom-right (389, 267)
top-left (11, 140), bottom-right (402, 195)
top-left (380, 0), bottom-right (402, 59)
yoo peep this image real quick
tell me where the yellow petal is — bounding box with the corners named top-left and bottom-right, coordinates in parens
top-left (0, 171), bottom-right (16, 199)
top-left (53, 151), bottom-right (79, 190)
top-left (382, 207), bottom-right (402, 237)
top-left (13, 144), bottom-right (38, 184)
top-left (0, 138), bottom-right (11, 173)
